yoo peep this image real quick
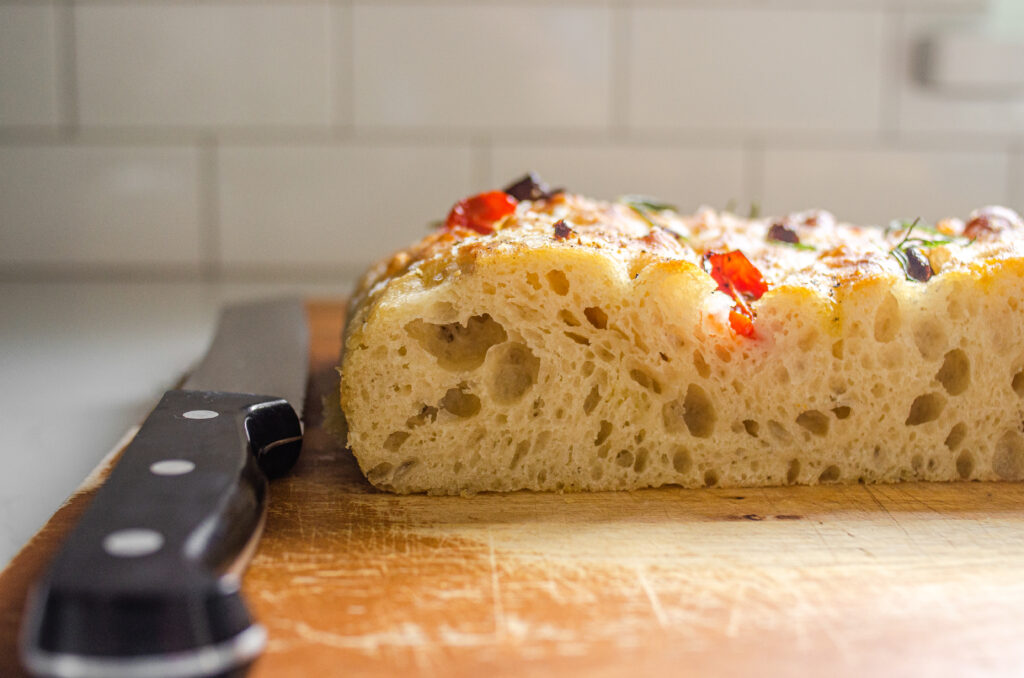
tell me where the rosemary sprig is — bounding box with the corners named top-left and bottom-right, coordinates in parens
top-left (888, 218), bottom-right (939, 282)
top-left (618, 195), bottom-right (678, 213)
top-left (771, 239), bottom-right (816, 251)
top-left (618, 195), bottom-right (689, 242)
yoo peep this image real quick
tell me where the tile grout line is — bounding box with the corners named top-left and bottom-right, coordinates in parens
top-left (55, 0), bottom-right (79, 137)
top-left (198, 136), bottom-right (222, 283)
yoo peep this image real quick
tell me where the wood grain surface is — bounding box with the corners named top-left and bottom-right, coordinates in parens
top-left (4, 300), bottom-right (1024, 677)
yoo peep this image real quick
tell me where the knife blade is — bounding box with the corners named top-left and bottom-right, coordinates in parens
top-left (20, 298), bottom-right (308, 678)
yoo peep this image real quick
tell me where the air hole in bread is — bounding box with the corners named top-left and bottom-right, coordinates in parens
top-left (559, 309), bottom-right (581, 327)
top-left (584, 306), bottom-right (608, 329)
top-left (546, 270), bottom-right (570, 295)
top-left (615, 450), bottom-right (634, 468)
top-left (392, 459), bottom-right (418, 483)
top-left (672, 447), bottom-right (692, 474)
top-left (693, 350), bottom-right (711, 378)
top-left (384, 431), bottom-right (410, 452)
top-left (715, 345), bottom-right (732, 363)
top-left (913, 317), bottom-right (948, 361)
top-left (367, 462), bottom-right (393, 485)
top-left (629, 368), bottom-right (662, 394)
top-left (936, 349), bottom-right (970, 396)
top-left (873, 293), bottom-right (900, 343)
top-left (776, 365), bottom-right (791, 385)
top-left (1012, 370), bottom-right (1024, 397)
top-left (944, 422), bottom-right (967, 450)
top-left (397, 346), bottom-right (407, 357)
top-left (510, 439), bottom-right (530, 469)
top-left (768, 420), bottom-right (793, 443)
top-left (796, 410), bottom-right (830, 437)
top-left (634, 448), bottom-right (650, 473)
top-left (742, 419), bottom-right (759, 437)
top-left (488, 342), bottom-right (540, 404)
top-left (595, 420), bottom-right (613, 446)
top-left (905, 392), bottom-right (946, 426)
top-left (956, 450), bottom-right (975, 479)
top-left (525, 272), bottom-right (541, 290)
top-left (703, 469), bottom-right (719, 487)
top-left (818, 465), bottom-right (841, 482)
top-left (662, 384), bottom-right (716, 438)
top-left (994, 430), bottom-right (1024, 480)
top-left (406, 405), bottom-right (438, 429)
top-left (831, 406), bottom-right (851, 420)
top-left (911, 454), bottom-right (924, 472)
top-left (440, 386), bottom-right (481, 418)
top-left (831, 340), bottom-right (844, 360)
top-left (564, 331), bottom-right (590, 345)
top-left (581, 360), bottom-right (595, 377)
top-left (405, 314), bottom-right (507, 371)
top-left (786, 459), bottom-right (801, 484)
top-left (583, 385), bottom-right (602, 415)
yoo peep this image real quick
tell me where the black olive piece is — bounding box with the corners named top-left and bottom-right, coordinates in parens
top-left (553, 219), bottom-right (573, 240)
top-left (768, 222), bottom-right (800, 244)
top-left (503, 172), bottom-right (563, 201)
top-left (904, 246), bottom-right (933, 282)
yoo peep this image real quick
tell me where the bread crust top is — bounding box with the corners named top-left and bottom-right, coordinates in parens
top-left (349, 193), bottom-right (1024, 338)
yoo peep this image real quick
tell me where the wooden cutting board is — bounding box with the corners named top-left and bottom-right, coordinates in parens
top-left (4, 300), bottom-right (1024, 677)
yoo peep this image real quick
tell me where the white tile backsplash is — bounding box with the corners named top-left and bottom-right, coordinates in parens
top-left (0, 145), bottom-right (201, 267)
top-left (75, 3), bottom-right (333, 127)
top-left (490, 143), bottom-right (745, 213)
top-left (0, 0), bottom-right (1019, 279)
top-left (218, 144), bottom-right (475, 269)
top-left (628, 9), bottom-right (886, 133)
top-left (896, 11), bottom-right (1024, 138)
top-left (0, 4), bottom-right (60, 127)
top-left (352, 6), bottom-right (611, 129)
top-left (761, 146), bottom-right (1011, 225)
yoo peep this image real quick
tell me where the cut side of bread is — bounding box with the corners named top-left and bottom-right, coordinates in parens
top-left (340, 183), bottom-right (1024, 494)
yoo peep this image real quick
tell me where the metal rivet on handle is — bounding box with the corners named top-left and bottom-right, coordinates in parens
top-left (150, 459), bottom-right (196, 476)
top-left (183, 409), bottom-right (218, 420)
top-left (103, 528), bottom-right (164, 557)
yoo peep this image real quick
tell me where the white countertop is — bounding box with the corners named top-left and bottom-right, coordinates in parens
top-left (0, 280), bottom-right (350, 570)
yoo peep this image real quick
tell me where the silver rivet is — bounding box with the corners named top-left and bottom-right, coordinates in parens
top-left (103, 529), bottom-right (164, 557)
top-left (183, 409), bottom-right (218, 420)
top-left (150, 459), bottom-right (196, 476)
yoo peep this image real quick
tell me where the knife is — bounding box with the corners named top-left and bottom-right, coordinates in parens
top-left (20, 298), bottom-right (308, 678)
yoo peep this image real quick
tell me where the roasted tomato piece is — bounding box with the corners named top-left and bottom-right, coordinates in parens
top-left (445, 190), bottom-right (518, 235)
top-left (728, 309), bottom-right (755, 337)
top-left (702, 250), bottom-right (768, 337)
top-left (703, 250), bottom-right (768, 300)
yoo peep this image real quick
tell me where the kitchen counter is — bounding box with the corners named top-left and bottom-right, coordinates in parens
top-left (0, 280), bottom-right (350, 570)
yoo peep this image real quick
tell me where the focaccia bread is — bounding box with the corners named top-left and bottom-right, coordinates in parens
top-left (340, 174), bottom-right (1024, 494)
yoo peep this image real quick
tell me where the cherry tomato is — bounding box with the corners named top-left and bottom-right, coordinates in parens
top-left (704, 250), bottom-right (768, 300)
top-left (444, 191), bottom-right (518, 235)
top-left (702, 250), bottom-right (768, 338)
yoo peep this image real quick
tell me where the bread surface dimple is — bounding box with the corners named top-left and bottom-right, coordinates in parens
top-left (339, 194), bottom-right (1024, 494)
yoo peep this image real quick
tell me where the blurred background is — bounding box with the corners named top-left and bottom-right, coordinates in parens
top-left (0, 1), bottom-right (1022, 565)
top-left (1, 0), bottom-right (1022, 285)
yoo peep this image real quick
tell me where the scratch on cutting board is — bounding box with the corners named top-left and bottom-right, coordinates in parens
top-left (634, 565), bottom-right (668, 629)
top-left (488, 528), bottom-right (507, 640)
top-left (863, 484), bottom-right (917, 549)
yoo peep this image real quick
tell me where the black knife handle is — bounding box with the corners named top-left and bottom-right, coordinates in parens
top-left (21, 389), bottom-right (302, 678)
